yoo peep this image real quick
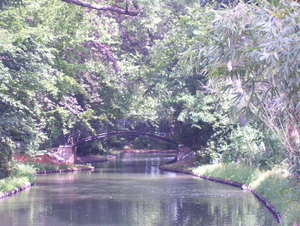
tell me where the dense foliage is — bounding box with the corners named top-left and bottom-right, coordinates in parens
top-left (182, 0), bottom-right (300, 177)
top-left (0, 0), bottom-right (299, 181)
top-left (147, 0), bottom-right (299, 178)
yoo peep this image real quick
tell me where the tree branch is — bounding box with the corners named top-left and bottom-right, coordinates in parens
top-left (61, 0), bottom-right (140, 16)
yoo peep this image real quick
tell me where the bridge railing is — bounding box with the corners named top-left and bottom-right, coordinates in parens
top-left (73, 131), bottom-right (178, 147)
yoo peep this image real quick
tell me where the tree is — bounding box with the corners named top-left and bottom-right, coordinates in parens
top-left (61, 0), bottom-right (140, 16)
top-left (183, 0), bottom-right (300, 177)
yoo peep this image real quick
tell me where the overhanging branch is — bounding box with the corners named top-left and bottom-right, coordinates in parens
top-left (62, 0), bottom-right (140, 16)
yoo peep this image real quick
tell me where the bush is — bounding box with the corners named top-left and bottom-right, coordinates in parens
top-left (59, 164), bottom-right (69, 170)
top-left (28, 163), bottom-right (45, 171)
top-left (44, 164), bottom-right (58, 171)
top-left (0, 163), bottom-right (36, 194)
top-left (10, 163), bottom-right (36, 183)
top-left (0, 138), bottom-right (14, 179)
top-left (208, 125), bottom-right (268, 166)
top-left (27, 163), bottom-right (61, 172)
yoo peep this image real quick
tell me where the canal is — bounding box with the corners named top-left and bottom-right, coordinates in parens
top-left (0, 153), bottom-right (277, 226)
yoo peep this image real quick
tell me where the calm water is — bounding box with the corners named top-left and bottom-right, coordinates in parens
top-left (0, 153), bottom-right (277, 226)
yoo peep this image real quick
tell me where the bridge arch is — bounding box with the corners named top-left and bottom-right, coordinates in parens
top-left (73, 131), bottom-right (179, 147)
top-left (52, 132), bottom-right (191, 164)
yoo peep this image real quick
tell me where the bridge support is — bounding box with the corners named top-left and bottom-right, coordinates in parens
top-left (50, 144), bottom-right (191, 164)
top-left (50, 145), bottom-right (76, 164)
top-left (177, 144), bottom-right (192, 161)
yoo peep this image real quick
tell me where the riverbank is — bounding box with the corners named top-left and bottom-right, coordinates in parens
top-left (1, 150), bottom-right (173, 198)
top-left (13, 154), bottom-right (95, 172)
top-left (0, 154), bottom-right (95, 199)
top-left (5, 151), bottom-right (299, 225)
top-left (0, 163), bottom-right (36, 199)
top-left (0, 181), bottom-right (33, 199)
top-left (160, 159), bottom-right (300, 226)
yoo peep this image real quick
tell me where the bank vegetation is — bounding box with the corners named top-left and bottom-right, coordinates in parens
top-left (0, 0), bottom-right (299, 225)
top-left (161, 158), bottom-right (300, 225)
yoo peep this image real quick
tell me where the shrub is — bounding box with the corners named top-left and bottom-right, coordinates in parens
top-left (59, 164), bottom-right (69, 170)
top-left (0, 138), bottom-right (14, 179)
top-left (28, 163), bottom-right (45, 171)
top-left (10, 163), bottom-right (36, 183)
top-left (44, 164), bottom-right (57, 171)
top-left (0, 163), bottom-right (36, 194)
top-left (208, 125), bottom-right (265, 165)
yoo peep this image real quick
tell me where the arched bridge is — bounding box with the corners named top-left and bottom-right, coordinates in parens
top-left (51, 132), bottom-right (191, 164)
top-left (73, 131), bottom-right (178, 147)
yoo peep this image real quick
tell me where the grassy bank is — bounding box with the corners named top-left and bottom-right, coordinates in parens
top-left (0, 163), bottom-right (36, 197)
top-left (161, 161), bottom-right (300, 226)
top-left (0, 160), bottom-right (94, 198)
top-left (29, 162), bottom-right (94, 173)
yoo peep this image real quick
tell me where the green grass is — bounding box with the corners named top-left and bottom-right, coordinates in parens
top-left (192, 163), bottom-right (300, 226)
top-left (44, 164), bottom-right (58, 171)
top-left (28, 163), bottom-right (58, 172)
top-left (0, 177), bottom-right (30, 193)
top-left (9, 163), bottom-right (36, 182)
top-left (193, 163), bottom-right (260, 185)
top-left (0, 163), bottom-right (36, 194)
top-left (251, 170), bottom-right (300, 226)
top-left (59, 163), bottom-right (70, 170)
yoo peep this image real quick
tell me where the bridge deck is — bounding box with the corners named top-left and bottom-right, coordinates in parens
top-left (73, 131), bottom-right (178, 147)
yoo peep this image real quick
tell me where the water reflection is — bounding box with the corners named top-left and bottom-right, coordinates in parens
top-left (0, 154), bottom-right (277, 226)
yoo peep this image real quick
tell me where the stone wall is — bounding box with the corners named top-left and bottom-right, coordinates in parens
top-left (50, 145), bottom-right (75, 164)
top-left (177, 144), bottom-right (192, 161)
